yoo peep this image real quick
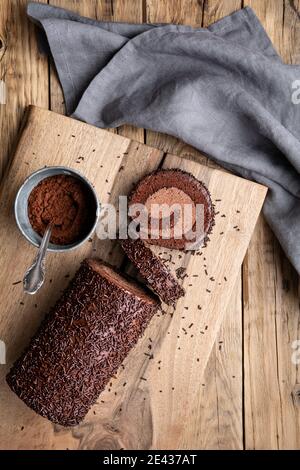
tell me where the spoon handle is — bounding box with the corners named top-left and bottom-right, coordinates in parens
top-left (23, 224), bottom-right (52, 295)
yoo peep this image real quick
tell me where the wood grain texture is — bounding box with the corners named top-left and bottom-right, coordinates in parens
top-left (243, 0), bottom-right (300, 450)
top-left (0, 106), bottom-right (266, 449)
top-left (142, 153), bottom-right (265, 449)
top-left (282, 0), bottom-right (300, 64)
top-left (0, 0), bottom-right (49, 179)
top-left (145, 0), bottom-right (244, 449)
top-left (0, 0), bottom-right (299, 450)
top-left (0, 105), bottom-right (163, 450)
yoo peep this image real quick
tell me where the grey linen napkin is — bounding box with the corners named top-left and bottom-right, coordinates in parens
top-left (27, 2), bottom-right (300, 273)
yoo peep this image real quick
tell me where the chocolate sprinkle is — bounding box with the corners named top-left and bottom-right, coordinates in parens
top-left (121, 238), bottom-right (184, 306)
top-left (175, 267), bottom-right (188, 280)
top-left (6, 259), bottom-right (159, 427)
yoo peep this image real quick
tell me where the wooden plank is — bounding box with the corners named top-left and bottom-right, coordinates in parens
top-left (145, 0), bottom-right (244, 449)
top-left (201, 0), bottom-right (244, 450)
top-left (243, 0), bottom-right (300, 450)
top-left (282, 0), bottom-right (300, 64)
top-left (1, 0), bottom-right (296, 451)
top-left (146, 0), bottom-right (203, 25)
top-left (0, 0), bottom-right (49, 179)
top-left (0, 106), bottom-right (163, 449)
top-left (124, 153), bottom-right (265, 449)
top-left (0, 106), bottom-right (266, 449)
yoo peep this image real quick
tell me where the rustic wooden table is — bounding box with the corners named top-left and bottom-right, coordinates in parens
top-left (0, 0), bottom-right (299, 450)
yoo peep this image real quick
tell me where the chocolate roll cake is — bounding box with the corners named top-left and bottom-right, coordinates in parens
top-left (129, 169), bottom-right (214, 250)
top-left (121, 238), bottom-right (184, 306)
top-left (6, 260), bottom-right (160, 426)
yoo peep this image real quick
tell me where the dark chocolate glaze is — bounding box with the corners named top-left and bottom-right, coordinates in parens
top-left (129, 168), bottom-right (215, 250)
top-left (121, 238), bottom-right (185, 306)
top-left (6, 260), bottom-right (160, 426)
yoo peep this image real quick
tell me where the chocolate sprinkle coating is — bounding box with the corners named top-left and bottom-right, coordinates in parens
top-left (6, 260), bottom-right (160, 427)
top-left (121, 238), bottom-right (185, 306)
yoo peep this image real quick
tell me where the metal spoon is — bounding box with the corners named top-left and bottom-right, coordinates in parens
top-left (23, 224), bottom-right (52, 295)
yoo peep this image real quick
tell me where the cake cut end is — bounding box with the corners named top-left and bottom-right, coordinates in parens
top-left (129, 168), bottom-right (214, 250)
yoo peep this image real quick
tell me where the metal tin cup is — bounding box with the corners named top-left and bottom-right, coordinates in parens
top-left (14, 166), bottom-right (100, 252)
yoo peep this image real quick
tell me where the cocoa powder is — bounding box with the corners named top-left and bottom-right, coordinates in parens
top-left (28, 174), bottom-right (95, 245)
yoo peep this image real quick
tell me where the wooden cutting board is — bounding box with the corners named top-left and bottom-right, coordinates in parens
top-left (0, 106), bottom-right (267, 449)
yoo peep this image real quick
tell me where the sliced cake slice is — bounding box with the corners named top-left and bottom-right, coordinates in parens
top-left (121, 238), bottom-right (185, 306)
top-left (129, 168), bottom-right (215, 250)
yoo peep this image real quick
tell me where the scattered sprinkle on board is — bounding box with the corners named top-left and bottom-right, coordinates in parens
top-left (0, 106), bottom-right (267, 449)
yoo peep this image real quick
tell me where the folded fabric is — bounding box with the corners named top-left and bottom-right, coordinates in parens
top-left (27, 2), bottom-right (300, 273)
